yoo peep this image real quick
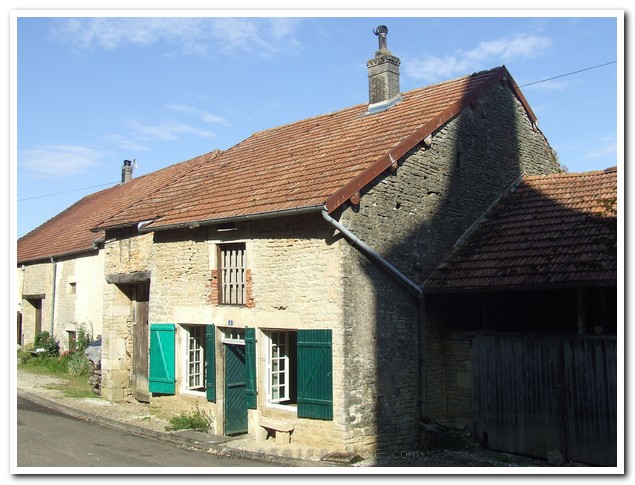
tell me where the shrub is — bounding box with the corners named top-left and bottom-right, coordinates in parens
top-left (17, 349), bottom-right (33, 364)
top-left (65, 352), bottom-right (91, 377)
top-left (33, 331), bottom-right (59, 357)
top-left (167, 406), bottom-right (212, 432)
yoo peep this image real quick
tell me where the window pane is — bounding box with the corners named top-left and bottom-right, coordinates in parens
top-left (184, 325), bottom-right (206, 391)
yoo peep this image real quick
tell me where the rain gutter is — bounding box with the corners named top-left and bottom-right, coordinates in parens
top-left (50, 257), bottom-right (57, 337)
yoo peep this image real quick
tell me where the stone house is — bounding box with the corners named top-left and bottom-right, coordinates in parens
top-left (16, 156), bottom-right (207, 350)
top-left (423, 167), bottom-right (618, 465)
top-left (17, 28), bottom-right (562, 458)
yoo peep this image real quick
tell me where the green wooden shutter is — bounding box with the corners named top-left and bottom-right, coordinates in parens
top-left (149, 323), bottom-right (176, 395)
top-left (245, 327), bottom-right (257, 409)
top-left (205, 324), bottom-right (216, 402)
top-left (297, 329), bottom-right (333, 420)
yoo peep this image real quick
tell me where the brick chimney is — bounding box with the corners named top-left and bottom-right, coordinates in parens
top-left (121, 159), bottom-right (134, 184)
top-left (367, 25), bottom-right (401, 114)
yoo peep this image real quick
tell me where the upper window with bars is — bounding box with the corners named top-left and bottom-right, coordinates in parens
top-left (218, 243), bottom-right (247, 305)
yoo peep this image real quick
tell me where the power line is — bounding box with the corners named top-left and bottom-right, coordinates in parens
top-left (519, 61), bottom-right (617, 88)
top-left (18, 181), bottom-right (119, 201)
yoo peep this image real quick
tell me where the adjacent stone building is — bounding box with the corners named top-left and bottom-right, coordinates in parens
top-left (17, 28), bottom-right (563, 460)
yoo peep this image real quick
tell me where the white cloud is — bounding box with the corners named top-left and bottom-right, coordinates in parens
top-left (166, 104), bottom-right (231, 125)
top-left (105, 134), bottom-right (152, 152)
top-left (125, 119), bottom-right (216, 140)
top-left (49, 17), bottom-right (303, 57)
top-left (20, 145), bottom-right (102, 177)
top-left (405, 34), bottom-right (552, 83)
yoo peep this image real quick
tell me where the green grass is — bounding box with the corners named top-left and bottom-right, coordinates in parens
top-left (18, 350), bottom-right (94, 398)
top-left (46, 375), bottom-right (95, 398)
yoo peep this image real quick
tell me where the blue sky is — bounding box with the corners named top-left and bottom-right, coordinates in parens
top-left (13, 12), bottom-right (621, 238)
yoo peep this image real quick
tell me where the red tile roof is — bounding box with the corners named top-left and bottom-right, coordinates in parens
top-left (17, 151), bottom-right (221, 263)
top-left (424, 167), bottom-right (618, 290)
top-left (96, 66), bottom-right (526, 231)
top-left (19, 66), bottom-right (533, 263)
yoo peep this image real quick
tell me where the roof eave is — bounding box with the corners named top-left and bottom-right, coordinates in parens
top-left (17, 246), bottom-right (101, 265)
top-left (423, 279), bottom-right (617, 294)
top-left (139, 205), bottom-right (326, 233)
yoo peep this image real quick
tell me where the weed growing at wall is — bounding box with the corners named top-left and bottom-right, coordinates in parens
top-left (166, 406), bottom-right (212, 432)
top-left (69, 323), bottom-right (93, 354)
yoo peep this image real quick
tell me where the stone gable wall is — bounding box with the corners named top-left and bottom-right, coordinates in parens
top-left (339, 82), bottom-right (561, 454)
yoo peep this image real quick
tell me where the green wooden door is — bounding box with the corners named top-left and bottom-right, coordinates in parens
top-left (224, 344), bottom-right (248, 436)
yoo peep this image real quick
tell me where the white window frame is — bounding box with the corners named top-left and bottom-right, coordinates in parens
top-left (181, 324), bottom-right (207, 394)
top-left (265, 330), bottom-right (296, 410)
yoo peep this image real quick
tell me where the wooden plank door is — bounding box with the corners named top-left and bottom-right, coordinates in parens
top-left (133, 282), bottom-right (150, 403)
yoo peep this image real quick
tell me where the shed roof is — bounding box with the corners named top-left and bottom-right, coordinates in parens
top-left (18, 65), bottom-right (533, 263)
top-left (424, 167), bottom-right (618, 291)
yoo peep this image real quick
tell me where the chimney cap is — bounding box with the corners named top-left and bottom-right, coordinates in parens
top-left (121, 159), bottom-right (134, 184)
top-left (373, 25), bottom-right (390, 54)
top-left (373, 25), bottom-right (388, 36)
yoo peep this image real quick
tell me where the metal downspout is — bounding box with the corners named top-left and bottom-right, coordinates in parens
top-left (50, 257), bottom-right (57, 336)
top-left (417, 294), bottom-right (426, 418)
top-left (321, 209), bottom-right (427, 417)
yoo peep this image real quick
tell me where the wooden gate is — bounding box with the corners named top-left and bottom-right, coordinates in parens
top-left (17, 311), bottom-right (23, 346)
top-left (132, 283), bottom-right (150, 403)
top-left (473, 334), bottom-right (617, 466)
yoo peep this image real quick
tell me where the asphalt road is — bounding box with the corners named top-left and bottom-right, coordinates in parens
top-left (15, 396), bottom-right (278, 469)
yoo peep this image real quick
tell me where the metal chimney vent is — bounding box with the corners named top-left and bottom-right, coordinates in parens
top-left (373, 25), bottom-right (389, 52)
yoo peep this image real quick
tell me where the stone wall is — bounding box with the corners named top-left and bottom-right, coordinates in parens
top-left (338, 81), bottom-right (560, 455)
top-left (54, 252), bottom-right (104, 350)
top-left (19, 261), bottom-right (53, 347)
top-left (134, 215), bottom-right (348, 452)
top-left (18, 251), bottom-right (104, 350)
top-left (424, 318), bottom-right (474, 429)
